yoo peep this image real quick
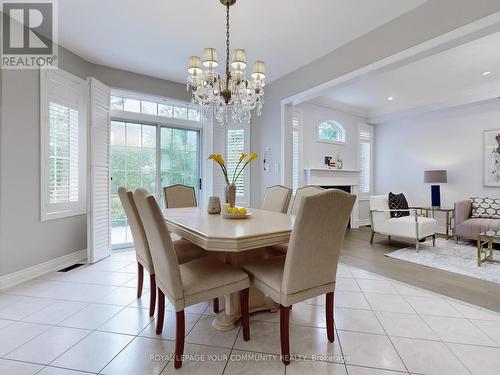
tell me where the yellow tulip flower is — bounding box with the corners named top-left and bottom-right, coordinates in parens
top-left (247, 152), bottom-right (258, 162)
top-left (239, 153), bottom-right (247, 162)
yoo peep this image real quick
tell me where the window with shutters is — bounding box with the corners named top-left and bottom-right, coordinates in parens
top-left (41, 69), bottom-right (87, 221)
top-left (226, 125), bottom-right (250, 206)
top-left (292, 109), bottom-right (302, 193)
top-left (359, 125), bottom-right (373, 195)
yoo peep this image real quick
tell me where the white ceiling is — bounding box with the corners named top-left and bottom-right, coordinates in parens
top-left (320, 31), bottom-right (500, 120)
top-left (58, 0), bottom-right (426, 83)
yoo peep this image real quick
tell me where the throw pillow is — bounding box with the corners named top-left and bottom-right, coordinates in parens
top-left (470, 197), bottom-right (500, 219)
top-left (388, 192), bottom-right (410, 218)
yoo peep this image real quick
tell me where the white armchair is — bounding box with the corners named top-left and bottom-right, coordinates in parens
top-left (369, 195), bottom-right (437, 252)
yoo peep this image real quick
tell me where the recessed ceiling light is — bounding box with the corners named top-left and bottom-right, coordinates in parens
top-left (387, 96), bottom-right (394, 101)
top-left (482, 71), bottom-right (492, 76)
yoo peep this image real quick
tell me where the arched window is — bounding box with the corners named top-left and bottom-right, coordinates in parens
top-left (318, 120), bottom-right (346, 144)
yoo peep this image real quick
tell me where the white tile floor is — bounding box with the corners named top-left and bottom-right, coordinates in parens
top-left (1, 250), bottom-right (500, 374)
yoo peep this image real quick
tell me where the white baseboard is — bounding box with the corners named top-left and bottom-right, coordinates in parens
top-left (0, 249), bottom-right (87, 291)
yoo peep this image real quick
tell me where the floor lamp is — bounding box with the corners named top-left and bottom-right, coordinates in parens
top-left (424, 170), bottom-right (447, 208)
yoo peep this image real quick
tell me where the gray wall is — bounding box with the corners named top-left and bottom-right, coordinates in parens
top-left (251, 0), bottom-right (500, 206)
top-left (0, 47), bottom-right (190, 277)
top-left (375, 100), bottom-right (500, 208)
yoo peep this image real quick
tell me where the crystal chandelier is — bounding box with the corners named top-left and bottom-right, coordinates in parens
top-left (186, 0), bottom-right (266, 124)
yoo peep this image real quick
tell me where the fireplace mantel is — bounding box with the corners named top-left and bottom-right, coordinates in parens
top-left (304, 168), bottom-right (360, 228)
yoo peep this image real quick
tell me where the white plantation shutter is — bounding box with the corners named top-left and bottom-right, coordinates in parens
top-left (225, 123), bottom-right (250, 206)
top-left (359, 125), bottom-right (373, 195)
top-left (40, 69), bottom-right (86, 220)
top-left (88, 78), bottom-right (111, 263)
top-left (292, 109), bottom-right (302, 193)
top-left (227, 129), bottom-right (245, 194)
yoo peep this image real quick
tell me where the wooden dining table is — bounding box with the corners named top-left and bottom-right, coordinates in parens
top-left (163, 207), bottom-right (295, 331)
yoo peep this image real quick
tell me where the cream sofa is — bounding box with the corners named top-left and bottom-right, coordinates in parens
top-left (369, 195), bottom-right (437, 252)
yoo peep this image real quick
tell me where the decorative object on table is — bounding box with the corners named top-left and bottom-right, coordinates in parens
top-left (336, 153), bottom-right (343, 169)
top-left (208, 152), bottom-right (257, 207)
top-left (207, 196), bottom-right (221, 214)
top-left (324, 156), bottom-right (332, 167)
top-left (223, 206), bottom-right (252, 219)
top-left (424, 170), bottom-right (447, 207)
top-left (186, 0), bottom-right (266, 124)
top-left (484, 130), bottom-right (500, 186)
top-left (388, 192), bottom-right (410, 218)
top-left (221, 203), bottom-right (230, 214)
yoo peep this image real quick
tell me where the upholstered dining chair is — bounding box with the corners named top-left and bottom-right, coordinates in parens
top-left (243, 189), bottom-right (356, 365)
top-left (134, 188), bottom-right (250, 369)
top-left (118, 187), bottom-right (205, 317)
top-left (267, 185), bottom-right (326, 257)
top-left (261, 185), bottom-right (292, 213)
top-left (163, 184), bottom-right (197, 208)
top-left (163, 183), bottom-right (220, 313)
top-left (288, 185), bottom-right (325, 215)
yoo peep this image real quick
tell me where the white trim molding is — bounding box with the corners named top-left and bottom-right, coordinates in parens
top-left (0, 249), bottom-right (87, 291)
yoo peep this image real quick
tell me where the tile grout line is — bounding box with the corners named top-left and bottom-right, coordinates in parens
top-left (352, 276), bottom-right (411, 374)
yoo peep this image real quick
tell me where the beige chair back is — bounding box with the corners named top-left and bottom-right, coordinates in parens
top-left (261, 185), bottom-right (292, 213)
top-left (163, 184), bottom-right (197, 208)
top-left (282, 189), bottom-right (355, 300)
top-left (288, 185), bottom-right (325, 215)
top-left (117, 187), bottom-right (154, 273)
top-left (134, 188), bottom-right (184, 304)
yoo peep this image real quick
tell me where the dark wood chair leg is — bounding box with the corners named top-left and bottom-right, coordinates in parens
top-left (370, 231), bottom-right (375, 244)
top-left (326, 292), bottom-right (334, 342)
top-left (240, 288), bottom-right (250, 341)
top-left (174, 310), bottom-right (185, 369)
top-left (156, 288), bottom-right (165, 334)
top-left (149, 274), bottom-right (156, 317)
top-left (280, 305), bottom-right (290, 365)
top-left (137, 262), bottom-right (144, 298)
top-left (213, 298), bottom-right (219, 314)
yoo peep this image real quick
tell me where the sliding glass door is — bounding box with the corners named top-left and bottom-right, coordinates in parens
top-left (110, 121), bottom-right (199, 248)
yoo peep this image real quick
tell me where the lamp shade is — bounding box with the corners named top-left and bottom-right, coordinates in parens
top-left (230, 49), bottom-right (247, 70)
top-left (187, 56), bottom-right (202, 75)
top-left (424, 170), bottom-right (447, 183)
top-left (251, 61), bottom-right (266, 81)
top-left (202, 48), bottom-right (218, 69)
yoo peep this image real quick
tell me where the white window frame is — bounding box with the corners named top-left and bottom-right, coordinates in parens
top-left (225, 123), bottom-right (251, 207)
top-left (40, 68), bottom-right (87, 221)
top-left (317, 120), bottom-right (346, 145)
top-left (358, 123), bottom-right (374, 198)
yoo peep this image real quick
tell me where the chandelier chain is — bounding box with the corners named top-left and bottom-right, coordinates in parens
top-left (225, 3), bottom-right (230, 77)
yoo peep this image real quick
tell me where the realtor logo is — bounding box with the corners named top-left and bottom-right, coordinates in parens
top-left (1, 0), bottom-right (58, 68)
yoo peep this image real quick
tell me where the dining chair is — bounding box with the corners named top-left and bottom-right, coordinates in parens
top-left (134, 188), bottom-right (250, 369)
top-left (261, 185), bottom-right (292, 213)
top-left (118, 187), bottom-right (205, 317)
top-left (163, 184), bottom-right (197, 208)
top-left (267, 185), bottom-right (326, 257)
top-left (243, 189), bottom-right (356, 365)
top-left (163, 183), bottom-right (220, 312)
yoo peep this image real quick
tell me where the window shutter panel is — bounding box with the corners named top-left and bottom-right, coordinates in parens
top-left (359, 126), bottom-right (372, 194)
top-left (292, 109), bottom-right (302, 193)
top-left (88, 78), bottom-right (111, 263)
top-left (226, 129), bottom-right (245, 195)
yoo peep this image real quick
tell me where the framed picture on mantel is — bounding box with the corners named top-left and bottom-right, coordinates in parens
top-left (483, 129), bottom-right (500, 187)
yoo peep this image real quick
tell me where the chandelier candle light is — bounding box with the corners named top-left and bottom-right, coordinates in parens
top-left (187, 0), bottom-right (266, 124)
